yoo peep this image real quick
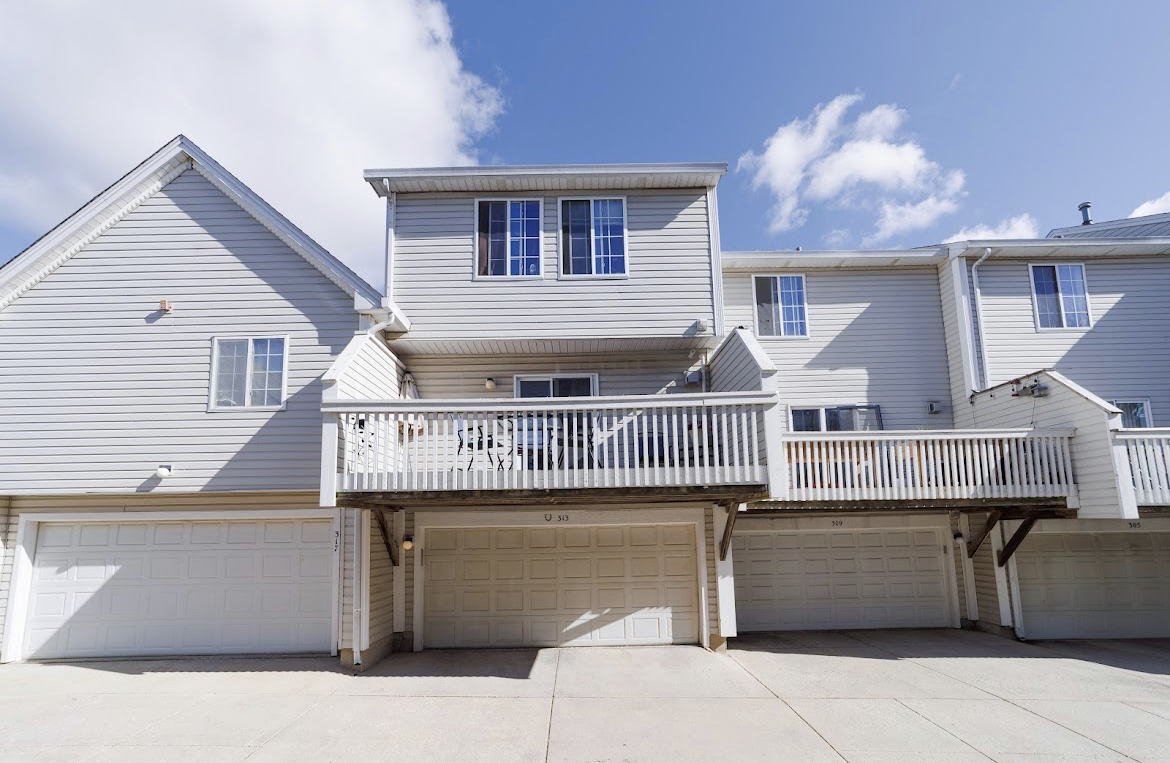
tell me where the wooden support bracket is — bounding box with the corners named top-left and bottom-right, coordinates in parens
top-left (998, 516), bottom-right (1037, 568)
top-left (719, 502), bottom-right (738, 561)
top-left (966, 510), bottom-right (1001, 559)
top-left (372, 508), bottom-right (399, 566)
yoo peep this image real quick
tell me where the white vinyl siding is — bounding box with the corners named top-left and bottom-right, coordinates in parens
top-left (724, 267), bottom-right (953, 430)
top-left (974, 257), bottom-right (1170, 425)
top-left (0, 170), bottom-right (359, 493)
top-left (392, 190), bottom-right (714, 340)
top-left (399, 351), bottom-right (699, 400)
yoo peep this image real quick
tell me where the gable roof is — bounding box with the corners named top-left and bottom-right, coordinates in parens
top-left (1047, 211), bottom-right (1170, 239)
top-left (0, 135), bottom-right (383, 312)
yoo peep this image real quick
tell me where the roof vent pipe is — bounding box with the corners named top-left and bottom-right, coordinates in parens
top-left (1078, 201), bottom-right (1092, 225)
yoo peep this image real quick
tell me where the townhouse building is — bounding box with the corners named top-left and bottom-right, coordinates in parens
top-left (0, 139), bottom-right (1165, 667)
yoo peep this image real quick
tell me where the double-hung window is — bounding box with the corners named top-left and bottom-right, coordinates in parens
top-left (791, 405), bottom-right (883, 432)
top-left (477, 199), bottom-right (542, 277)
top-left (210, 336), bottom-right (287, 410)
top-left (1108, 399), bottom-right (1152, 428)
top-left (560, 198), bottom-right (627, 276)
top-left (1030, 263), bottom-right (1090, 329)
top-left (754, 274), bottom-right (808, 337)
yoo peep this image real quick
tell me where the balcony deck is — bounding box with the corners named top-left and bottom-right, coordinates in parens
top-left (1116, 428), bottom-right (1170, 506)
top-left (325, 391), bottom-right (778, 505)
top-left (761, 428), bottom-right (1079, 513)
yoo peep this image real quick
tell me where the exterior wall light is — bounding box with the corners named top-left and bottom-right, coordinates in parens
top-left (401, 536), bottom-right (414, 550)
top-left (155, 465), bottom-right (173, 478)
top-left (484, 378), bottom-right (497, 391)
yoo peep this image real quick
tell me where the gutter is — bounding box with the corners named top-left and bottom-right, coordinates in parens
top-left (970, 247), bottom-right (993, 389)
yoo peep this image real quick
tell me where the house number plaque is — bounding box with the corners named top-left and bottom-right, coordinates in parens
top-left (544, 513), bottom-right (570, 522)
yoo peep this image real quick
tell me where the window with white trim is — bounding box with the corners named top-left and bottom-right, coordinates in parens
top-left (560, 198), bottom-right (626, 276)
top-left (1108, 399), bottom-right (1152, 428)
top-left (754, 274), bottom-right (808, 337)
top-left (477, 199), bottom-right (542, 277)
top-left (211, 337), bottom-right (287, 409)
top-left (1030, 263), bottom-right (1090, 328)
top-left (514, 374), bottom-right (597, 398)
top-left (790, 405), bottom-right (883, 432)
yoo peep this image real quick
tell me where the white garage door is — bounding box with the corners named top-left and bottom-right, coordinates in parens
top-left (423, 524), bottom-right (699, 648)
top-left (22, 518), bottom-right (334, 659)
top-left (1015, 532), bottom-right (1170, 639)
top-left (733, 528), bottom-right (951, 631)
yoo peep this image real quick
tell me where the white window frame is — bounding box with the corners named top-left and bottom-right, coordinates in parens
top-left (208, 334), bottom-right (290, 412)
top-left (556, 196), bottom-right (630, 280)
top-left (1108, 399), bottom-right (1153, 428)
top-left (472, 198), bottom-right (545, 280)
top-left (1027, 262), bottom-right (1092, 331)
top-left (789, 404), bottom-right (883, 432)
top-left (513, 373), bottom-right (600, 398)
top-left (752, 273), bottom-right (809, 339)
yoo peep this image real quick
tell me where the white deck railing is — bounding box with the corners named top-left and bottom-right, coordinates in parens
top-left (325, 391), bottom-right (777, 493)
top-left (1116, 429), bottom-right (1170, 505)
top-left (784, 429), bottom-right (1076, 502)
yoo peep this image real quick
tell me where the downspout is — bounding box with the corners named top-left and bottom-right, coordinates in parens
top-left (970, 247), bottom-right (993, 389)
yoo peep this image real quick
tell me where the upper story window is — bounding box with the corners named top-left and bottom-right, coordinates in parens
top-left (791, 405), bottom-right (883, 432)
top-left (560, 198), bottom-right (627, 276)
top-left (1030, 263), bottom-right (1091, 329)
top-left (477, 199), bottom-right (542, 277)
top-left (754, 274), bottom-right (808, 338)
top-left (1109, 399), bottom-right (1152, 428)
top-left (210, 336), bottom-right (287, 410)
top-left (515, 374), bottom-right (598, 398)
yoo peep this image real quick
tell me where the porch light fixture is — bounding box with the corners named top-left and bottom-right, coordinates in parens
top-left (402, 536), bottom-right (414, 550)
top-left (155, 465), bottom-right (173, 478)
top-left (484, 378), bottom-right (496, 391)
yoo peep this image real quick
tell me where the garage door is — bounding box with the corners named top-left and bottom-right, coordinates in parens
top-left (733, 528), bottom-right (951, 631)
top-left (423, 524), bottom-right (699, 648)
top-left (22, 518), bottom-right (334, 659)
top-left (1015, 532), bottom-right (1170, 639)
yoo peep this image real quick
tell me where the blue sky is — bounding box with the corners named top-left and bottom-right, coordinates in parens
top-left (1, 0), bottom-right (1168, 286)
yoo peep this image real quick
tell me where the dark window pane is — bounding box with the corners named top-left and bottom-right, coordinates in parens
top-left (791, 409), bottom-right (821, 431)
top-left (755, 277), bottom-right (779, 336)
top-left (517, 380), bottom-right (552, 398)
top-left (552, 377), bottom-right (593, 397)
top-left (562, 200), bottom-right (592, 275)
top-left (1032, 265), bottom-right (1062, 328)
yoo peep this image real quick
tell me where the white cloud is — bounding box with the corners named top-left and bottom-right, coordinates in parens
top-left (1130, 191), bottom-right (1170, 218)
top-left (822, 228), bottom-right (851, 247)
top-left (868, 196), bottom-right (960, 245)
top-left (739, 94), bottom-right (963, 243)
top-left (0, 0), bottom-right (502, 287)
top-left (945, 213), bottom-right (1039, 242)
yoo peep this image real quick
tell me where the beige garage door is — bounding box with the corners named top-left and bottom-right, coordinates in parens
top-left (21, 518), bottom-right (334, 660)
top-left (1015, 532), bottom-right (1170, 639)
top-left (423, 524), bottom-right (700, 648)
top-left (733, 528), bottom-right (950, 631)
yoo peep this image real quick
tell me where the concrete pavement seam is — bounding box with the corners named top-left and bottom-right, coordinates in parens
top-left (543, 649), bottom-right (560, 763)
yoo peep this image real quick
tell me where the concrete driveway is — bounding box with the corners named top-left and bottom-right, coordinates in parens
top-left (1, 630), bottom-right (1169, 763)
